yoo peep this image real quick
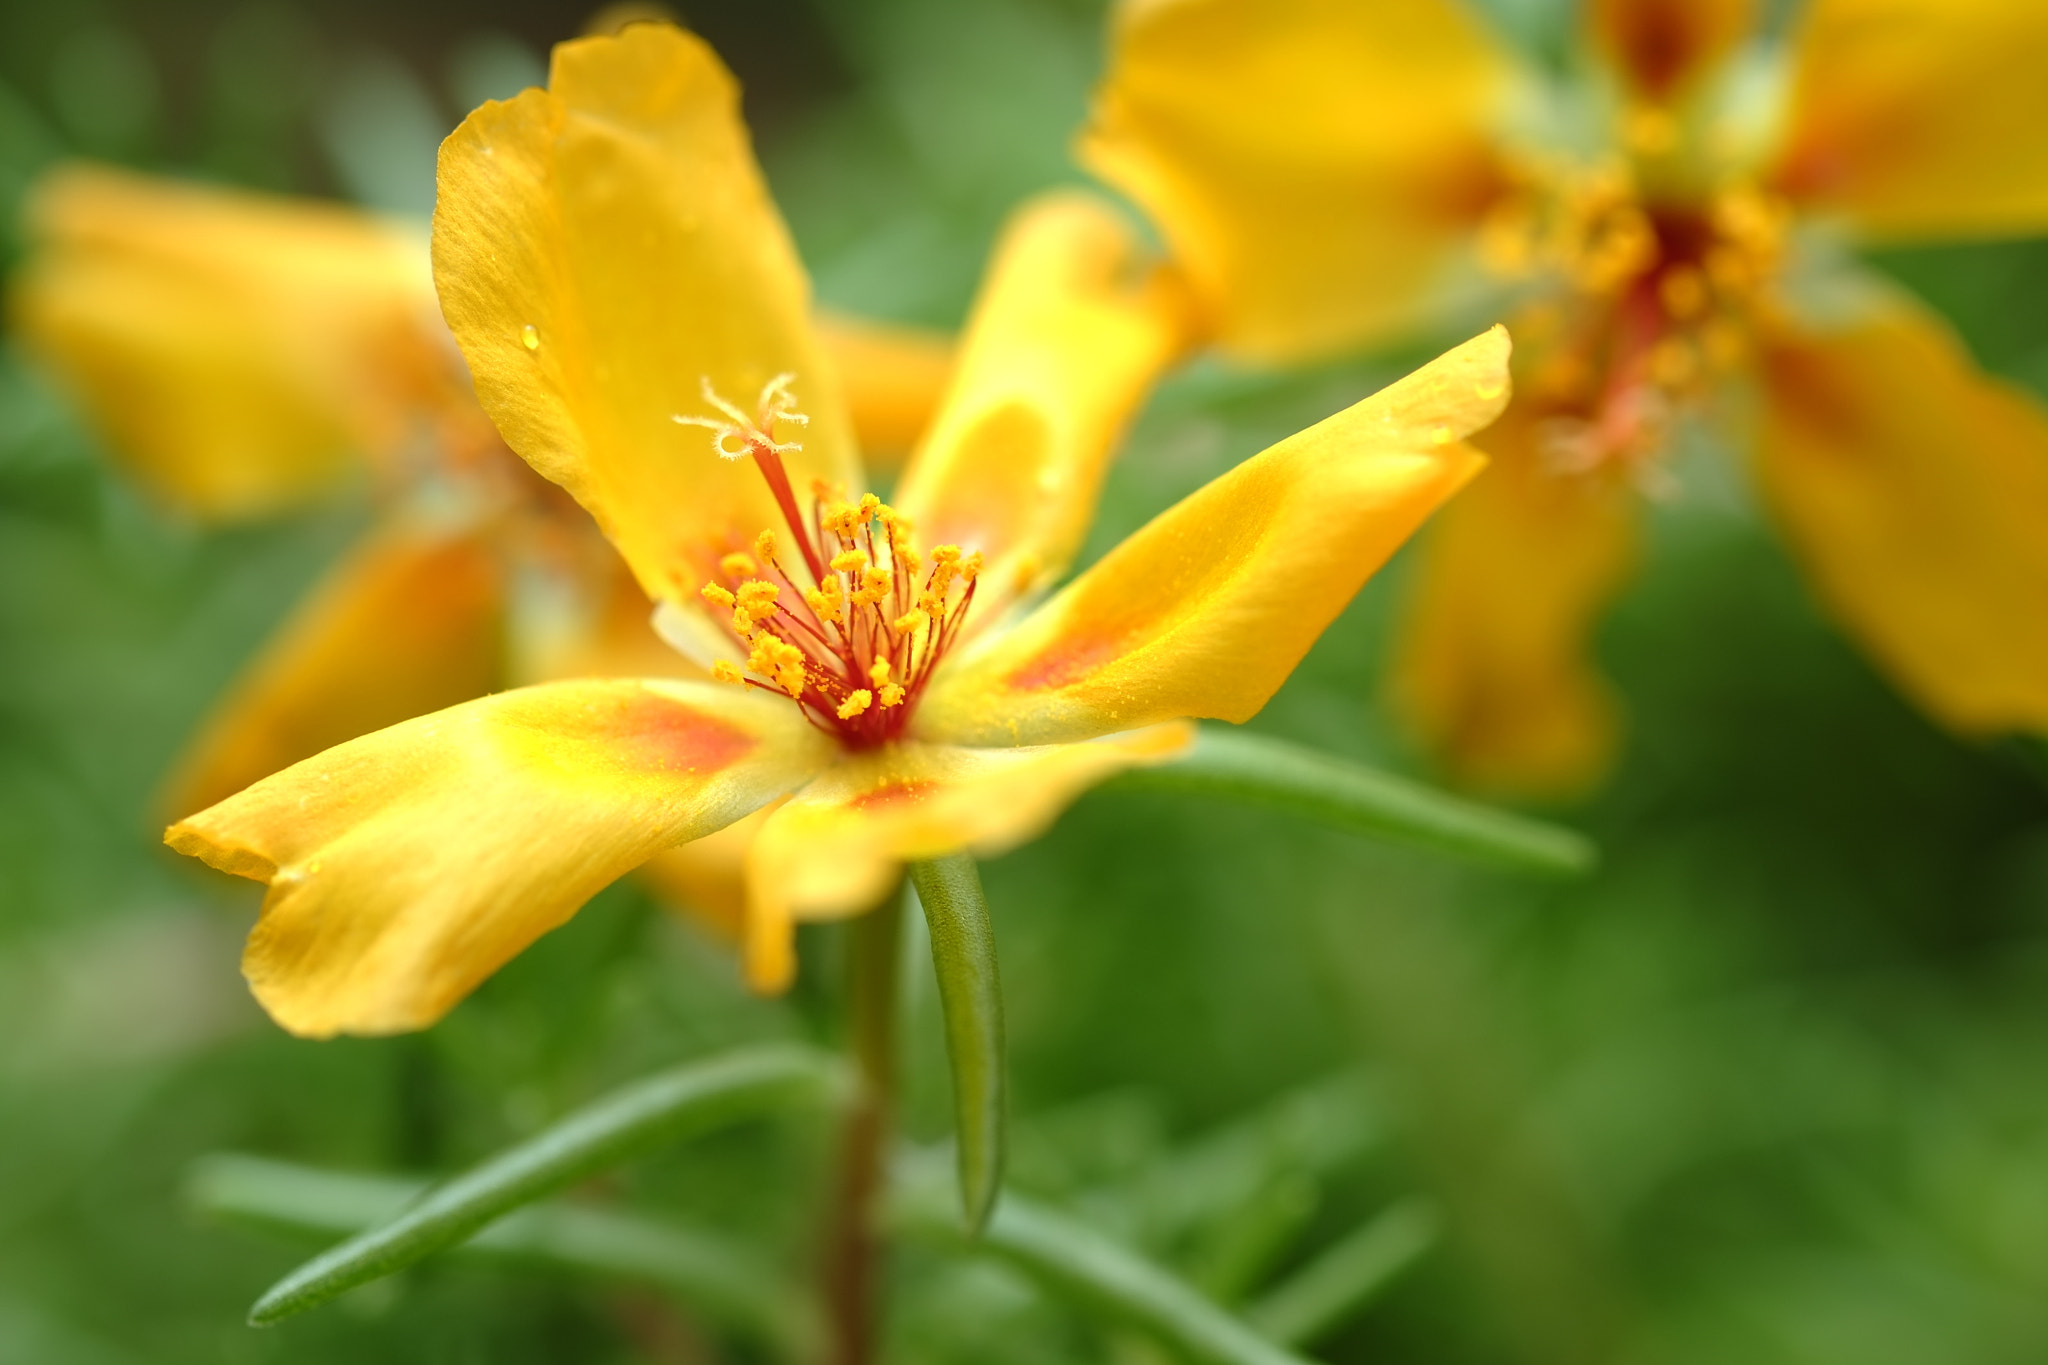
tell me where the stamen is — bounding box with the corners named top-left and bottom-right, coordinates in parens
top-left (672, 374), bottom-right (982, 747)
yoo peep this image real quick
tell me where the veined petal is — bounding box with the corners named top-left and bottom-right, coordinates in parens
top-left (164, 521), bottom-right (504, 818)
top-left (1387, 401), bottom-right (1637, 795)
top-left (816, 311), bottom-right (956, 468)
top-left (432, 23), bottom-right (861, 607)
top-left (892, 192), bottom-right (1195, 619)
top-left (914, 328), bottom-right (1509, 748)
top-left (1079, 0), bottom-right (1511, 364)
top-left (1585, 0), bottom-right (1757, 97)
top-left (166, 679), bottom-right (830, 1037)
top-left (1771, 0), bottom-right (2048, 239)
top-left (1754, 299), bottom-right (2048, 735)
top-left (10, 164), bottom-right (437, 517)
top-left (739, 727), bottom-right (1193, 992)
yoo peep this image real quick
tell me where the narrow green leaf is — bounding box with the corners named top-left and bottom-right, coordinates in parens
top-left (1247, 1198), bottom-right (1439, 1347)
top-left (245, 1043), bottom-right (845, 1326)
top-left (893, 1164), bottom-right (1312, 1365)
top-left (189, 1154), bottom-right (818, 1358)
top-left (1114, 725), bottom-right (1595, 875)
top-left (909, 853), bottom-right (1006, 1235)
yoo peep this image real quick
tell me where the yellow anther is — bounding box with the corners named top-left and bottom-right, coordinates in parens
top-left (1659, 266), bottom-right (1708, 320)
top-left (736, 580), bottom-right (781, 621)
top-left (891, 608), bottom-right (929, 637)
top-left (931, 544), bottom-right (961, 565)
top-left (804, 578), bottom-right (847, 625)
top-left (878, 683), bottom-right (905, 708)
top-left (748, 636), bottom-right (806, 697)
top-left (868, 658), bottom-right (893, 688)
top-left (895, 543), bottom-right (922, 578)
top-left (1623, 105), bottom-right (1677, 157)
top-left (731, 607), bottom-right (757, 640)
top-left (854, 566), bottom-right (892, 606)
top-left (1650, 337), bottom-right (1698, 389)
top-left (701, 582), bottom-right (736, 610)
top-left (823, 501), bottom-right (859, 540)
top-left (719, 551), bottom-right (757, 579)
top-left (831, 548), bottom-right (869, 574)
top-left (754, 530), bottom-right (779, 564)
top-left (836, 690), bottom-right (874, 720)
top-left (960, 550), bottom-right (984, 583)
top-left (712, 660), bottom-right (745, 684)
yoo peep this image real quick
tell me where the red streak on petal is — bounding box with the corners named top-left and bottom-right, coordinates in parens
top-left (1004, 631), bottom-right (1129, 693)
top-left (535, 686), bottom-right (759, 776)
top-left (848, 779), bottom-right (937, 810)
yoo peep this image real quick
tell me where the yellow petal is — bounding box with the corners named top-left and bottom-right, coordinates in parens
top-left (432, 23), bottom-right (861, 608)
top-left (1387, 400), bottom-right (1637, 796)
top-left (164, 521), bottom-right (504, 819)
top-left (891, 192), bottom-right (1195, 619)
top-left (166, 679), bottom-right (830, 1037)
top-left (1585, 0), bottom-right (1757, 97)
top-left (816, 311), bottom-right (956, 469)
top-left (1772, 0), bottom-right (2048, 239)
top-left (1754, 299), bottom-right (2048, 735)
top-left (9, 164), bottom-right (437, 517)
top-left (636, 803), bottom-right (775, 944)
top-left (1080, 0), bottom-right (1511, 363)
top-left (739, 726), bottom-right (1194, 992)
top-left (915, 328), bottom-right (1510, 748)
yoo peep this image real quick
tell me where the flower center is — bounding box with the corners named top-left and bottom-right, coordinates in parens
top-left (674, 376), bottom-right (980, 748)
top-left (1479, 135), bottom-right (1789, 481)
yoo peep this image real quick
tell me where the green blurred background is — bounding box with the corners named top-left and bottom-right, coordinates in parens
top-left (3, 1), bottom-right (2047, 1362)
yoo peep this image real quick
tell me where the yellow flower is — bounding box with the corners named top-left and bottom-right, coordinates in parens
top-left (1084, 0), bottom-right (2048, 793)
top-left (8, 164), bottom-right (957, 818)
top-left (163, 23), bottom-right (1510, 1038)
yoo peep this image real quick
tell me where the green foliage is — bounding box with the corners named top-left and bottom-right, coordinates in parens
top-left (2, 1), bottom-right (2047, 1364)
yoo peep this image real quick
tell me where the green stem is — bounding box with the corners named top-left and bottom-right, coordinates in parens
top-left (822, 889), bottom-right (902, 1365)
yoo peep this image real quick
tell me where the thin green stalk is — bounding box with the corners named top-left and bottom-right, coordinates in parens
top-left (1114, 725), bottom-right (1596, 875)
top-left (890, 1158), bottom-right (1311, 1365)
top-left (909, 853), bottom-right (1006, 1234)
top-left (190, 1154), bottom-right (817, 1359)
top-left (245, 1043), bottom-right (843, 1325)
top-left (1246, 1198), bottom-right (1439, 1347)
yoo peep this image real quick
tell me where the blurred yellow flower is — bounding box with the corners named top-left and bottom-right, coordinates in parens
top-left (8, 164), bottom-right (955, 820)
top-left (163, 23), bottom-right (1510, 1037)
top-left (1085, 0), bottom-right (2048, 793)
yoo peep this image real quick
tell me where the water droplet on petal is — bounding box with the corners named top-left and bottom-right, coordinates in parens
top-left (521, 324), bottom-right (540, 351)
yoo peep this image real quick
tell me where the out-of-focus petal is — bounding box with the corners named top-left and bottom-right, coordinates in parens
top-left (432, 23), bottom-right (861, 607)
top-left (1079, 0), bottom-right (1511, 363)
top-left (915, 328), bottom-right (1509, 748)
top-left (892, 192), bottom-right (1195, 619)
top-left (1387, 402), bottom-right (1637, 795)
top-left (164, 521), bottom-right (504, 818)
top-left (1771, 0), bottom-right (2048, 239)
top-left (816, 311), bottom-right (956, 468)
top-left (636, 803), bottom-right (773, 944)
top-left (738, 726), bottom-right (1192, 991)
top-left (1585, 0), bottom-right (1757, 97)
top-left (1754, 299), bottom-right (2048, 734)
top-left (166, 679), bottom-right (830, 1037)
top-left (9, 164), bottom-right (437, 517)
